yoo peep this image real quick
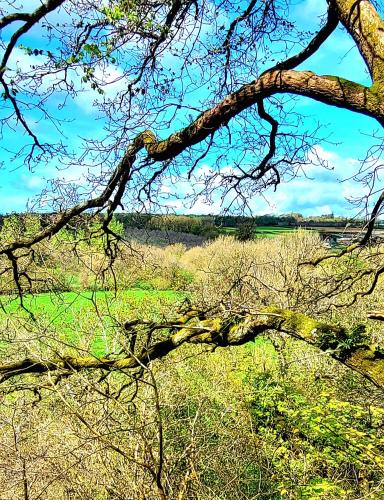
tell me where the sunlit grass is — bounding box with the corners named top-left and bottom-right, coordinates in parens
top-left (218, 226), bottom-right (295, 238)
top-left (1, 289), bottom-right (183, 357)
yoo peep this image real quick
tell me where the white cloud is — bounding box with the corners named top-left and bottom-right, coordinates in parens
top-left (160, 184), bottom-right (171, 194)
top-left (74, 65), bottom-right (128, 113)
top-left (157, 145), bottom-right (379, 217)
top-left (245, 146), bottom-right (375, 216)
top-left (186, 197), bottom-right (222, 215)
top-left (20, 174), bottom-right (44, 190)
top-left (153, 148), bottom-right (371, 216)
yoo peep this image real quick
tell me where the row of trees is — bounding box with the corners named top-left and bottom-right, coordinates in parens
top-left (0, 211), bottom-right (376, 240)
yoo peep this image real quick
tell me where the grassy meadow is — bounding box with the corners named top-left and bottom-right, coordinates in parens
top-left (1, 289), bottom-right (182, 357)
top-left (218, 225), bottom-right (295, 238)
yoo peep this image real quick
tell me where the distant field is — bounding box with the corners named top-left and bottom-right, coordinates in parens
top-left (218, 226), bottom-right (294, 237)
top-left (254, 226), bottom-right (294, 237)
top-left (2, 289), bottom-right (180, 314)
top-left (1, 289), bottom-right (183, 356)
top-left (218, 225), bottom-right (384, 239)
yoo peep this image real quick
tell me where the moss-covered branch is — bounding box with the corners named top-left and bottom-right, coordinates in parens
top-left (1, 308), bottom-right (384, 389)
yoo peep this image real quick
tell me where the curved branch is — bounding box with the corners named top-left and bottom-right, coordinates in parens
top-left (273, 2), bottom-right (339, 71)
top-left (0, 12), bottom-right (31, 29)
top-left (1, 308), bottom-right (383, 390)
top-left (255, 99), bottom-right (279, 180)
top-left (302, 189), bottom-right (384, 267)
top-left (0, 74), bottom-right (42, 147)
top-left (361, 189), bottom-right (384, 245)
top-left (0, 134), bottom-right (144, 254)
top-left (142, 69), bottom-right (384, 163)
top-left (0, 0), bottom-right (66, 145)
top-left (222, 0), bottom-right (258, 85)
top-left (0, 0), bottom-right (66, 70)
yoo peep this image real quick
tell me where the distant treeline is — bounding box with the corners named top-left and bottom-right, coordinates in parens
top-left (0, 212), bottom-right (382, 239)
top-left (115, 213), bottom-right (217, 236)
top-left (115, 212), bottom-right (380, 233)
top-left (214, 213), bottom-right (378, 228)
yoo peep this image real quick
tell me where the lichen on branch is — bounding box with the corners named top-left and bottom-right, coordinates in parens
top-left (1, 307), bottom-right (383, 390)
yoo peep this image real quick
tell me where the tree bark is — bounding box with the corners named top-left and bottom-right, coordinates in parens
top-left (142, 69), bottom-right (384, 163)
top-left (1, 308), bottom-right (383, 390)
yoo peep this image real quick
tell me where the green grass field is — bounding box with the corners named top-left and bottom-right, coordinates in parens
top-left (218, 226), bottom-right (294, 237)
top-left (1, 289), bottom-right (183, 357)
top-left (254, 226), bottom-right (294, 236)
top-left (1, 288), bottom-right (273, 362)
top-left (2, 288), bottom-right (180, 315)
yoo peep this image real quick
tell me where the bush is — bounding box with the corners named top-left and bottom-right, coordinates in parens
top-left (236, 218), bottom-right (256, 241)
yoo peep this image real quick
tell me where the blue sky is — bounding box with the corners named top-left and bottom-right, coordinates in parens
top-left (0, 0), bottom-right (383, 217)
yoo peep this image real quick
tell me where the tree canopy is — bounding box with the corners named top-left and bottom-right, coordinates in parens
top-left (2, 2), bottom-right (384, 495)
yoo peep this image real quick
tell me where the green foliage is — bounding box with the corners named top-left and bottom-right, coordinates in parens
top-left (116, 213), bottom-right (219, 236)
top-left (148, 214), bottom-right (214, 235)
top-left (116, 212), bottom-right (152, 229)
top-left (214, 213), bottom-right (367, 229)
top-left (101, 1), bottom-right (139, 24)
top-left (0, 213), bottom-right (41, 242)
top-left (55, 214), bottom-right (124, 250)
top-left (247, 373), bottom-right (384, 497)
top-left (101, 5), bottom-right (126, 21)
top-left (236, 218), bottom-right (256, 241)
top-left (315, 323), bottom-right (367, 358)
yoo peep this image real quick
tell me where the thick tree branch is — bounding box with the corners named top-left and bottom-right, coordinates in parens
top-left (0, 12), bottom-right (31, 29)
top-left (1, 308), bottom-right (383, 389)
top-left (0, 0), bottom-right (66, 69)
top-left (0, 135), bottom-right (145, 254)
top-left (141, 69), bottom-right (384, 163)
top-left (368, 310), bottom-right (384, 320)
top-left (0, 0), bottom-right (65, 31)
